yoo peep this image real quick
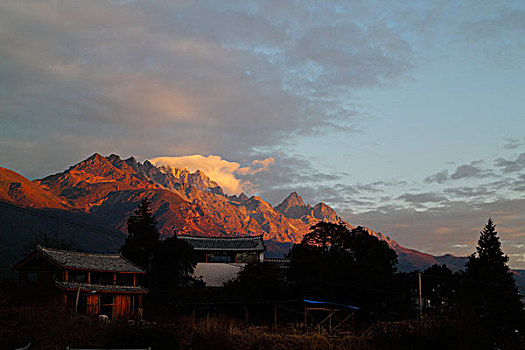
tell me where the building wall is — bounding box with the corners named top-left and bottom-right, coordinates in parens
top-left (87, 293), bottom-right (100, 315)
top-left (193, 263), bottom-right (245, 287)
top-left (84, 293), bottom-right (143, 319)
top-left (197, 251), bottom-right (263, 263)
top-left (17, 270), bottom-right (60, 304)
top-left (14, 252), bottom-right (146, 319)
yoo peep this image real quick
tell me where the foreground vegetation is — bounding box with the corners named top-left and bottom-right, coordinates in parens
top-left (1, 301), bottom-right (474, 350)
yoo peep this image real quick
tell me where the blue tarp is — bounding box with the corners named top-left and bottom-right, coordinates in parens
top-left (303, 299), bottom-right (359, 310)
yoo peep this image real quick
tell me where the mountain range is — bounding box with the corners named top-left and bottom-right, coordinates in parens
top-left (0, 153), bottom-right (472, 275)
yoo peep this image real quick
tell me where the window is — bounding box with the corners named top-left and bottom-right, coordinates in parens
top-left (207, 254), bottom-right (232, 263)
top-left (236, 252), bottom-right (258, 263)
top-left (117, 274), bottom-right (134, 286)
top-left (75, 274), bottom-right (87, 282)
top-left (92, 272), bottom-right (113, 285)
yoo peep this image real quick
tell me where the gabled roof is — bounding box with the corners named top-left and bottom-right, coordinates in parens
top-left (55, 280), bottom-right (147, 293)
top-left (178, 235), bottom-right (265, 252)
top-left (13, 246), bottom-right (145, 273)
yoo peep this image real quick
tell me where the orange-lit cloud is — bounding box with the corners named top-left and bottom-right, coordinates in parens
top-left (149, 155), bottom-right (273, 195)
top-left (433, 227), bottom-right (453, 235)
top-left (237, 157), bottom-right (275, 175)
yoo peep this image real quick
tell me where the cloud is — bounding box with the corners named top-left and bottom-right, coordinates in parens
top-left (453, 244), bottom-right (469, 248)
top-left (424, 169), bottom-right (449, 184)
top-left (398, 192), bottom-right (448, 204)
top-left (450, 161), bottom-right (493, 180)
top-left (0, 0), bottom-right (417, 179)
top-left (503, 137), bottom-right (524, 150)
top-left (494, 153), bottom-right (525, 173)
top-left (457, 7), bottom-right (525, 68)
top-left (424, 161), bottom-right (496, 184)
top-left (149, 154), bottom-right (273, 195)
top-left (242, 150), bottom-right (410, 209)
top-left (237, 157), bottom-right (275, 175)
top-left (443, 186), bottom-right (494, 198)
top-left (510, 174), bottom-right (525, 192)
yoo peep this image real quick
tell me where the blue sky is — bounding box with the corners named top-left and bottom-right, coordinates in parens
top-left (1, 0), bottom-right (524, 266)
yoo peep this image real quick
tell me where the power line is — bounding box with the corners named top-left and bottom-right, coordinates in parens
top-left (0, 199), bottom-right (123, 237)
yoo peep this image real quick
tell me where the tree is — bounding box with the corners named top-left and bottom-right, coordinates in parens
top-left (121, 198), bottom-right (159, 271)
top-left (224, 262), bottom-right (289, 301)
top-left (344, 226), bottom-right (398, 278)
top-left (149, 235), bottom-right (198, 301)
top-left (421, 264), bottom-right (457, 315)
top-left (301, 221), bottom-right (350, 250)
top-left (22, 232), bottom-right (81, 256)
top-left (288, 222), bottom-right (398, 312)
top-left (463, 218), bottom-right (524, 346)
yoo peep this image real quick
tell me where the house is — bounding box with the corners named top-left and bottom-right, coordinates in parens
top-left (12, 246), bottom-right (147, 320)
top-left (178, 235), bottom-right (265, 287)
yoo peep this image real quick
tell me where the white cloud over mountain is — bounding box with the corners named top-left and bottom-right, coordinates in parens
top-left (149, 155), bottom-right (273, 195)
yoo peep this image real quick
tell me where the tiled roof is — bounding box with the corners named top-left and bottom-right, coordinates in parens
top-left (38, 246), bottom-right (145, 273)
top-left (55, 280), bottom-right (147, 293)
top-left (178, 235), bottom-right (265, 252)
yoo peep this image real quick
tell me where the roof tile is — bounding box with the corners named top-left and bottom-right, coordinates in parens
top-left (178, 235), bottom-right (265, 252)
top-left (39, 246), bottom-right (145, 273)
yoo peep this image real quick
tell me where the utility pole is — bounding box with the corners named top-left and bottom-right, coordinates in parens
top-left (418, 272), bottom-right (423, 321)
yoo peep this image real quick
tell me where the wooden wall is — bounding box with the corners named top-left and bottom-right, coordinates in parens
top-left (87, 293), bottom-right (100, 315)
top-left (84, 293), bottom-right (143, 320)
top-left (114, 294), bottom-right (131, 319)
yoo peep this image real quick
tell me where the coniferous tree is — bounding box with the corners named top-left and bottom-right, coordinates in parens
top-left (121, 197), bottom-right (159, 271)
top-left (463, 218), bottom-right (524, 346)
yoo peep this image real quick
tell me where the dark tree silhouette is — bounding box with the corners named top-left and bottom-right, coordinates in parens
top-left (422, 264), bottom-right (458, 315)
top-left (345, 226), bottom-right (398, 278)
top-left (121, 198), bottom-right (159, 271)
top-left (224, 262), bottom-right (289, 301)
top-left (288, 222), bottom-right (398, 312)
top-left (149, 235), bottom-right (198, 301)
top-left (463, 218), bottom-right (524, 346)
top-left (301, 221), bottom-right (350, 250)
top-left (22, 232), bottom-right (81, 256)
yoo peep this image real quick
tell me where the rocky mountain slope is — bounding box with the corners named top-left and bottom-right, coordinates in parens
top-left (0, 167), bottom-right (68, 209)
top-left (1, 153), bottom-right (466, 272)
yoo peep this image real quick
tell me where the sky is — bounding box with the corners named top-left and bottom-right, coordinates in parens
top-left (1, 1), bottom-right (524, 267)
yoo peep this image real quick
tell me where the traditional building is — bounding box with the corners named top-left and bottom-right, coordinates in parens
top-left (178, 235), bottom-right (265, 287)
top-left (178, 235), bottom-right (265, 263)
top-left (13, 246), bottom-right (147, 320)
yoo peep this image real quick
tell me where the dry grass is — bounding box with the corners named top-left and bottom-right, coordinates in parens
top-left (182, 315), bottom-right (372, 350)
top-left (1, 301), bottom-right (464, 349)
top-left (2, 304), bottom-right (373, 350)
